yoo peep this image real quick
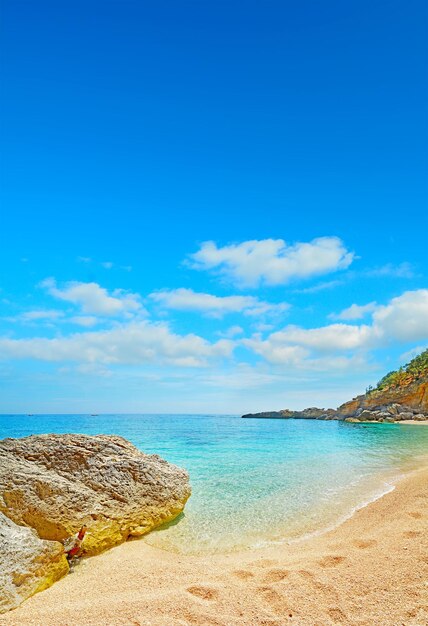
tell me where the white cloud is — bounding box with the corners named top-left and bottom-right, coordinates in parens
top-left (7, 310), bottom-right (100, 328)
top-left (243, 331), bottom-right (372, 371)
top-left (41, 278), bottom-right (142, 316)
top-left (243, 340), bottom-right (310, 366)
top-left (188, 237), bottom-right (354, 287)
top-left (329, 301), bottom-right (378, 321)
top-left (193, 366), bottom-right (289, 390)
top-left (149, 288), bottom-right (289, 318)
top-left (69, 316), bottom-right (99, 327)
top-left (217, 325), bottom-right (244, 338)
top-left (295, 279), bottom-right (344, 294)
top-left (0, 321), bottom-right (234, 367)
top-left (243, 325), bottom-right (374, 365)
top-left (77, 258), bottom-right (133, 272)
top-left (19, 310), bottom-right (65, 322)
top-left (252, 323), bottom-right (275, 332)
top-left (272, 324), bottom-right (375, 351)
top-left (75, 363), bottom-right (113, 377)
top-left (372, 289), bottom-right (428, 342)
top-left (243, 289), bottom-right (428, 366)
top-left (367, 262), bottom-right (414, 278)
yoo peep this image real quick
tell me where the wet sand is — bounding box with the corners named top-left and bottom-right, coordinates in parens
top-left (1, 464), bottom-right (427, 626)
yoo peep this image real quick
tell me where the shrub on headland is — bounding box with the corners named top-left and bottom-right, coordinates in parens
top-left (371, 349), bottom-right (428, 393)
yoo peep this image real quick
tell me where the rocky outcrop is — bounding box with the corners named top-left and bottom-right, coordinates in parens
top-left (338, 380), bottom-right (428, 417)
top-left (343, 403), bottom-right (428, 423)
top-left (243, 401), bottom-right (428, 423)
top-left (0, 512), bottom-right (68, 613)
top-left (0, 434), bottom-right (191, 612)
top-left (339, 351), bottom-right (428, 420)
top-left (242, 407), bottom-right (338, 420)
top-left (243, 350), bottom-right (428, 422)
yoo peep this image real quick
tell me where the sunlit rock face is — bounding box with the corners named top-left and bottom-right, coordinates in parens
top-left (0, 512), bottom-right (68, 613)
top-left (338, 381), bottom-right (428, 418)
top-left (0, 433), bottom-right (191, 612)
top-left (0, 434), bottom-right (191, 555)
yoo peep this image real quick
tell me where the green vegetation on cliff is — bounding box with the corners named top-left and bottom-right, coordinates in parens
top-left (371, 349), bottom-right (428, 393)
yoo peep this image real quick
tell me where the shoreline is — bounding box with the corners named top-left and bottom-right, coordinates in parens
top-left (351, 420), bottom-right (428, 425)
top-left (1, 460), bottom-right (427, 625)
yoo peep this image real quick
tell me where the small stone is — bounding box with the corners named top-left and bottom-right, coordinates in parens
top-left (398, 412), bottom-right (414, 420)
top-left (413, 414), bottom-right (428, 422)
top-left (359, 410), bottom-right (378, 421)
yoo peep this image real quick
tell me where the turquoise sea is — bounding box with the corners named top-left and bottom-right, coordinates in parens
top-left (1, 414), bottom-right (428, 554)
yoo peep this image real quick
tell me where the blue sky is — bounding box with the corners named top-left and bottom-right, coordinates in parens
top-left (1, 0), bottom-right (427, 413)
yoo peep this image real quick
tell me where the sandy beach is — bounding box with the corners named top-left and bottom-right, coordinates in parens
top-left (1, 462), bottom-right (427, 626)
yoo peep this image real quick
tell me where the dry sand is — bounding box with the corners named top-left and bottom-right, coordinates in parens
top-left (1, 465), bottom-right (427, 626)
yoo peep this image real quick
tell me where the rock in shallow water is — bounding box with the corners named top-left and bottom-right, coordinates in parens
top-left (0, 433), bottom-right (191, 612)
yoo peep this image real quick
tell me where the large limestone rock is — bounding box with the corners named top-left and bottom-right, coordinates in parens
top-left (0, 512), bottom-right (68, 613)
top-left (0, 434), bottom-right (191, 558)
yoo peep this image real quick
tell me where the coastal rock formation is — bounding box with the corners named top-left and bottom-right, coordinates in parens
top-left (343, 404), bottom-right (428, 423)
top-left (0, 433), bottom-right (191, 612)
top-left (338, 381), bottom-right (428, 417)
top-left (242, 349), bottom-right (428, 423)
top-left (242, 403), bottom-right (428, 422)
top-left (338, 350), bottom-right (428, 421)
top-left (0, 434), bottom-right (191, 556)
top-left (242, 407), bottom-right (338, 420)
top-left (0, 512), bottom-right (68, 613)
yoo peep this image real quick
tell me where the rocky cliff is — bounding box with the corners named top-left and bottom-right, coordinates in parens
top-left (338, 380), bottom-right (428, 417)
top-left (0, 434), bottom-right (191, 613)
top-left (242, 349), bottom-right (428, 423)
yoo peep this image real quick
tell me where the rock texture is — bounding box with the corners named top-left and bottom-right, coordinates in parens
top-left (343, 404), bottom-right (428, 423)
top-left (0, 512), bottom-right (68, 613)
top-left (0, 434), bottom-right (191, 554)
top-left (0, 434), bottom-right (191, 612)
